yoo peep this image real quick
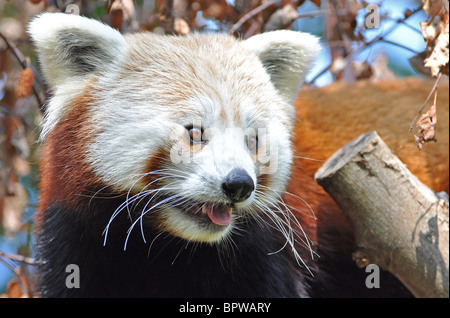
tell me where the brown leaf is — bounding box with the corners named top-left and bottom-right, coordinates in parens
top-left (424, 16), bottom-right (449, 76)
top-left (414, 134), bottom-right (423, 151)
top-left (350, 61), bottom-right (373, 80)
top-left (310, 0), bottom-right (321, 8)
top-left (6, 279), bottom-right (23, 298)
top-left (422, 0), bottom-right (448, 17)
top-left (420, 1), bottom-right (449, 77)
top-left (3, 178), bottom-right (28, 234)
top-left (404, 8), bottom-right (413, 19)
top-left (409, 51), bottom-right (432, 76)
top-left (15, 67), bottom-right (34, 99)
top-left (203, 0), bottom-right (234, 20)
top-left (264, 4), bottom-right (298, 31)
top-left (415, 90), bottom-right (439, 149)
top-left (174, 17), bottom-right (191, 35)
top-left (5, 267), bottom-right (32, 298)
top-left (417, 103), bottom-right (437, 141)
top-left (110, 8), bottom-right (124, 31)
top-left (371, 53), bottom-right (397, 81)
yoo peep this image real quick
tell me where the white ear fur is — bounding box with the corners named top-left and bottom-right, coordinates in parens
top-left (243, 30), bottom-right (320, 103)
top-left (28, 12), bottom-right (128, 88)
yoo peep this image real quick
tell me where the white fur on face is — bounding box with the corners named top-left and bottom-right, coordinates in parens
top-left (29, 14), bottom-right (320, 243)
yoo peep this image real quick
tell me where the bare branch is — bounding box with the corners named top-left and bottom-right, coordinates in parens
top-left (228, 0), bottom-right (279, 36)
top-left (0, 250), bottom-right (38, 266)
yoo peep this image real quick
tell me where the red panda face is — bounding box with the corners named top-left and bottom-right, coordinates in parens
top-left (30, 13), bottom-right (320, 244)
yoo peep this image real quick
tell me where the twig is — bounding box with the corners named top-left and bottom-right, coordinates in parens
top-left (392, 17), bottom-right (423, 35)
top-left (0, 251), bottom-right (36, 297)
top-left (14, 266), bottom-right (34, 298)
top-left (379, 39), bottom-right (421, 54)
top-left (0, 31), bottom-right (44, 110)
top-left (228, 4), bottom-right (347, 36)
top-left (296, 9), bottom-right (347, 19)
top-left (0, 250), bottom-right (37, 265)
top-left (228, 0), bottom-right (278, 35)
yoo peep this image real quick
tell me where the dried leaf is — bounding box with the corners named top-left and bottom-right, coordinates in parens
top-left (310, 0), bottom-right (321, 8)
top-left (415, 90), bottom-right (439, 149)
top-left (5, 267), bottom-right (31, 298)
top-left (371, 53), bottom-right (397, 81)
top-left (6, 279), bottom-right (23, 298)
top-left (417, 102), bottom-right (437, 141)
top-left (110, 0), bottom-right (136, 20)
top-left (404, 8), bottom-right (413, 19)
top-left (15, 67), bottom-right (34, 99)
top-left (424, 17), bottom-right (449, 76)
top-left (3, 181), bottom-right (28, 234)
top-left (420, 1), bottom-right (449, 77)
top-left (417, 97), bottom-right (436, 141)
top-left (264, 4), bottom-right (298, 31)
top-left (409, 51), bottom-right (432, 76)
top-left (350, 61), bottom-right (373, 80)
top-left (174, 17), bottom-right (191, 35)
top-left (110, 8), bottom-right (124, 31)
top-left (203, 0), bottom-right (233, 20)
top-left (422, 0), bottom-right (448, 16)
top-left (414, 134), bottom-right (423, 151)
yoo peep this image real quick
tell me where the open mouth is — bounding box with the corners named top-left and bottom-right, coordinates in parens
top-left (173, 199), bottom-right (233, 226)
top-left (155, 195), bottom-right (236, 242)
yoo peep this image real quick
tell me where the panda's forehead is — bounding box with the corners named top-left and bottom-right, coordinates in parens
top-left (177, 91), bottom-right (271, 131)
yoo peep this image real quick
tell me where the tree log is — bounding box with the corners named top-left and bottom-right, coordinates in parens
top-left (315, 131), bottom-right (449, 298)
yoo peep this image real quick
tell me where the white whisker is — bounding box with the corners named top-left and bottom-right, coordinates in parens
top-left (292, 155), bottom-right (325, 162)
top-left (103, 170), bottom-right (187, 246)
top-left (249, 184), bottom-right (317, 276)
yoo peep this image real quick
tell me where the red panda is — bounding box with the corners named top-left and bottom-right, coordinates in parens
top-left (29, 12), bottom-right (449, 297)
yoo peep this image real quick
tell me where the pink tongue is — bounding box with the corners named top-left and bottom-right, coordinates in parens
top-left (204, 203), bottom-right (231, 226)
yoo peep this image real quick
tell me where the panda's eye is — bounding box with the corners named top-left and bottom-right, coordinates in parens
top-left (186, 126), bottom-right (203, 144)
top-left (246, 135), bottom-right (258, 153)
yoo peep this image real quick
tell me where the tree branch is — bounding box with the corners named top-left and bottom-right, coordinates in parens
top-left (315, 131), bottom-right (449, 298)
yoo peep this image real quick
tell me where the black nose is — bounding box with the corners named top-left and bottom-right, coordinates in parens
top-left (222, 168), bottom-right (255, 203)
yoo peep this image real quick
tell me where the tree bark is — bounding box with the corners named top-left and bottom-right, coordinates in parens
top-left (315, 131), bottom-right (449, 298)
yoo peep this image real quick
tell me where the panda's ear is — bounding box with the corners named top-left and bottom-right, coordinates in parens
top-left (28, 13), bottom-right (128, 88)
top-left (244, 30), bottom-right (320, 103)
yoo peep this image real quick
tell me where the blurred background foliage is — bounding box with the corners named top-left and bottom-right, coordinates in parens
top-left (0, 0), bottom-right (447, 296)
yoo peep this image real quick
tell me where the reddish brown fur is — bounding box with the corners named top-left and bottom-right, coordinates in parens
top-left (36, 88), bottom-right (100, 228)
top-left (142, 148), bottom-right (171, 187)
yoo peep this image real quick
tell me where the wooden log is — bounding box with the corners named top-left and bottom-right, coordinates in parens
top-left (315, 131), bottom-right (449, 298)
